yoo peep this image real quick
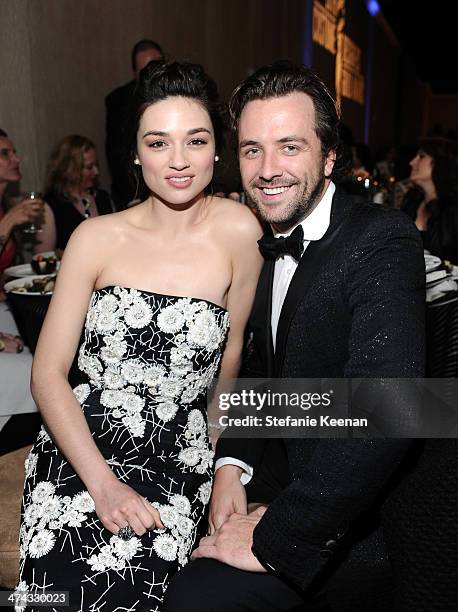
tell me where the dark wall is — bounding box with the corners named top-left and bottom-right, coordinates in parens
top-left (369, 17), bottom-right (399, 149)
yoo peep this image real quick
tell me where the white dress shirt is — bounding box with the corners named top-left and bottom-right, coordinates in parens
top-left (215, 182), bottom-right (335, 483)
top-left (271, 181), bottom-right (334, 348)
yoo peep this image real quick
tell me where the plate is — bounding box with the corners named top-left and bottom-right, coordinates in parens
top-left (424, 254), bottom-right (442, 273)
top-left (4, 263), bottom-right (34, 278)
top-left (4, 274), bottom-right (56, 296)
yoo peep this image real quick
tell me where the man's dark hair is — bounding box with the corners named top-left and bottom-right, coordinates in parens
top-left (128, 61), bottom-right (225, 200)
top-left (418, 137), bottom-right (458, 201)
top-left (229, 61), bottom-right (345, 175)
top-left (0, 129), bottom-right (8, 138)
top-left (131, 39), bottom-right (164, 71)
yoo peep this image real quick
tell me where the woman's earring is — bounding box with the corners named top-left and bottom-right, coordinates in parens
top-left (134, 157), bottom-right (141, 165)
top-left (214, 155), bottom-right (220, 162)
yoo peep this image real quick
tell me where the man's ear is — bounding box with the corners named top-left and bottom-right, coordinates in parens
top-left (324, 149), bottom-right (336, 178)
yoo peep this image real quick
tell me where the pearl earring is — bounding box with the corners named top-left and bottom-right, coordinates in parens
top-left (134, 157), bottom-right (141, 165)
top-left (214, 155), bottom-right (219, 162)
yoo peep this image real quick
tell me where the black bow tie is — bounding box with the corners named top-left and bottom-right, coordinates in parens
top-left (257, 225), bottom-right (304, 261)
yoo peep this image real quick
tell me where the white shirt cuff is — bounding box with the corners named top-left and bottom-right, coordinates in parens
top-left (214, 457), bottom-right (253, 485)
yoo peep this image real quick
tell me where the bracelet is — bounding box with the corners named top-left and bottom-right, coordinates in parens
top-left (0, 339), bottom-right (5, 352)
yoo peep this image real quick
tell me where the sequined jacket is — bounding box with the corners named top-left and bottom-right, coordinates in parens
top-left (216, 187), bottom-right (426, 597)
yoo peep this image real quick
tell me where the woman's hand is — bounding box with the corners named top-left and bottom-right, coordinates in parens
top-left (0, 332), bottom-right (24, 353)
top-left (3, 198), bottom-right (44, 231)
top-left (91, 478), bottom-right (165, 537)
top-left (208, 465), bottom-right (247, 534)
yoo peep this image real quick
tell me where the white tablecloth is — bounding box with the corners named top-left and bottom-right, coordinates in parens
top-left (0, 301), bottom-right (37, 430)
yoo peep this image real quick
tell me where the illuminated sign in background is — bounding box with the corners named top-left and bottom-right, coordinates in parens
top-left (312, 0), bottom-right (365, 109)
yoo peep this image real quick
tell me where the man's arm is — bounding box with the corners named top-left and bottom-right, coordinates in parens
top-left (252, 210), bottom-right (426, 589)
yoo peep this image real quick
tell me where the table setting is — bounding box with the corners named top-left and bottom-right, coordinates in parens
top-left (425, 252), bottom-right (458, 305)
top-left (424, 251), bottom-right (458, 377)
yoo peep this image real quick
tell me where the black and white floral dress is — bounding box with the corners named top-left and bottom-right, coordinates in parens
top-left (16, 286), bottom-right (229, 611)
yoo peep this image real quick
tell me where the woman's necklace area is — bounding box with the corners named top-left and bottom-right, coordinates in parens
top-left (74, 194), bottom-right (93, 218)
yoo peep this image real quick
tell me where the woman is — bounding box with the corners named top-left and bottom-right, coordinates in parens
top-left (41, 135), bottom-right (113, 250)
top-left (0, 130), bottom-right (44, 276)
top-left (17, 62), bottom-right (263, 610)
top-left (402, 137), bottom-right (458, 263)
top-left (0, 129), bottom-right (41, 353)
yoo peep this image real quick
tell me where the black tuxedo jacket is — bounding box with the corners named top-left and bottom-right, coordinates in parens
top-left (105, 80), bottom-right (136, 209)
top-left (217, 187), bottom-right (426, 594)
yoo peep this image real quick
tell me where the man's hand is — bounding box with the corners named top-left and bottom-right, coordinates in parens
top-left (208, 465), bottom-right (247, 534)
top-left (193, 506), bottom-right (267, 572)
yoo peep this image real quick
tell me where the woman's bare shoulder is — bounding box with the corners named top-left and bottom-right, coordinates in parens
top-left (209, 197), bottom-right (263, 239)
top-left (65, 210), bottom-right (133, 254)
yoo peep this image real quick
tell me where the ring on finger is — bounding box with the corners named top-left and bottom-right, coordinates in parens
top-left (118, 524), bottom-right (135, 541)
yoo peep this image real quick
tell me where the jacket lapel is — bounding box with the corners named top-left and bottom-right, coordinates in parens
top-left (250, 259), bottom-right (275, 376)
top-left (273, 188), bottom-right (351, 375)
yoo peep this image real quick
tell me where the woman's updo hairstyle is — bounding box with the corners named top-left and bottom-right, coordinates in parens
top-left (128, 61), bottom-right (225, 200)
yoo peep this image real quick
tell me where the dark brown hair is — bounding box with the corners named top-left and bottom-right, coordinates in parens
top-left (418, 137), bottom-right (458, 200)
top-left (229, 61), bottom-right (344, 176)
top-left (128, 61), bottom-right (225, 200)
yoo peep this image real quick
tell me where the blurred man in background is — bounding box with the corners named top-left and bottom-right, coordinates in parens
top-left (105, 39), bottom-right (164, 210)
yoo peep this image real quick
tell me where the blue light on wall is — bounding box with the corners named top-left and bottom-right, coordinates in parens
top-left (303, 0), bottom-right (314, 67)
top-left (366, 0), bottom-right (380, 17)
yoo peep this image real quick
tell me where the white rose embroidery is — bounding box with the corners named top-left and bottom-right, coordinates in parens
top-left (31, 481), bottom-right (55, 504)
top-left (24, 452), bottom-right (38, 479)
top-left (40, 496), bottom-right (62, 520)
top-left (153, 533), bottom-right (178, 561)
top-left (101, 335), bottom-right (127, 364)
top-left (157, 305), bottom-right (185, 334)
top-left (73, 383), bottom-right (91, 404)
top-left (159, 377), bottom-right (184, 398)
top-left (178, 447), bottom-right (200, 467)
top-left (122, 393), bottom-right (145, 414)
top-left (72, 491), bottom-right (95, 513)
top-left (156, 505), bottom-right (179, 529)
top-left (198, 481), bottom-right (212, 505)
top-left (155, 401), bottom-right (179, 422)
top-left (28, 529), bottom-right (55, 558)
top-left (124, 298), bottom-right (152, 329)
top-left (144, 364), bottom-right (167, 387)
top-left (103, 369), bottom-right (124, 390)
top-left (170, 494), bottom-right (191, 516)
top-left (121, 359), bottom-right (145, 384)
top-left (100, 389), bottom-right (124, 408)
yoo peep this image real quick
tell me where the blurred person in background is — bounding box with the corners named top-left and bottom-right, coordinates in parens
top-left (40, 135), bottom-right (113, 251)
top-left (351, 142), bottom-right (374, 180)
top-left (0, 128), bottom-right (38, 352)
top-left (0, 129), bottom-right (43, 285)
top-left (402, 137), bottom-right (458, 263)
top-left (105, 39), bottom-right (165, 210)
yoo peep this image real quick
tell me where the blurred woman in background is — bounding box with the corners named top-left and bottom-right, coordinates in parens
top-left (0, 128), bottom-right (40, 353)
top-left (402, 137), bottom-right (458, 263)
top-left (41, 135), bottom-right (113, 250)
top-left (0, 129), bottom-right (43, 282)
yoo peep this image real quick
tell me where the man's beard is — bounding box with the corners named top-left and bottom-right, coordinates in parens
top-left (247, 171), bottom-right (326, 231)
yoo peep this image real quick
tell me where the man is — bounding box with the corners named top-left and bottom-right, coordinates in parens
top-left (105, 39), bottom-right (164, 210)
top-left (164, 62), bottom-right (425, 611)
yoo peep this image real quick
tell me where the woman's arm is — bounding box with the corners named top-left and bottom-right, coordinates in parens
top-left (31, 218), bottom-right (163, 535)
top-left (208, 206), bottom-right (263, 531)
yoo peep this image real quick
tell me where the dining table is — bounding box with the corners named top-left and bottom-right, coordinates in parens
top-left (0, 301), bottom-right (37, 433)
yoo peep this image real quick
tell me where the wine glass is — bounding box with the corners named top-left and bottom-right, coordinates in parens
top-left (21, 191), bottom-right (44, 234)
